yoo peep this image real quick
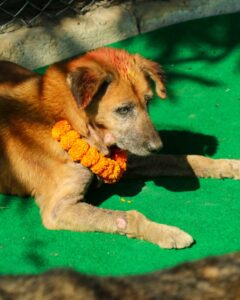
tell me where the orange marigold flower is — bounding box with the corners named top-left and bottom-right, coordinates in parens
top-left (100, 160), bottom-right (115, 177)
top-left (68, 139), bottom-right (89, 161)
top-left (52, 120), bottom-right (71, 140)
top-left (60, 130), bottom-right (80, 150)
top-left (52, 120), bottom-right (127, 183)
top-left (91, 155), bottom-right (109, 174)
top-left (81, 147), bottom-right (100, 168)
top-left (99, 159), bottom-right (121, 183)
top-left (113, 150), bottom-right (127, 171)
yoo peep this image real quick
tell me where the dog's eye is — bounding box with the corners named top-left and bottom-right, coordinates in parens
top-left (115, 104), bottom-right (133, 116)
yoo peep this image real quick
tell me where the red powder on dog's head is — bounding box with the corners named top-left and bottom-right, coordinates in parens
top-left (67, 48), bottom-right (140, 85)
top-left (85, 48), bottom-right (139, 80)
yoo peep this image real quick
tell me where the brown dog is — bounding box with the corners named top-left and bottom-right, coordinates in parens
top-left (0, 47), bottom-right (239, 249)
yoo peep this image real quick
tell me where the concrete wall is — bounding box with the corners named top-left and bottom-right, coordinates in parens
top-left (0, 0), bottom-right (239, 69)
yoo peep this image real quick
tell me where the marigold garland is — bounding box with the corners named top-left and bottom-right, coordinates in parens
top-left (52, 120), bottom-right (127, 184)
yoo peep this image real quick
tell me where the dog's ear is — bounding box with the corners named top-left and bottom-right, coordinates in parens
top-left (135, 54), bottom-right (166, 99)
top-left (67, 66), bottom-right (111, 109)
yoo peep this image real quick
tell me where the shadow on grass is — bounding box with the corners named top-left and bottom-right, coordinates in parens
top-left (25, 240), bottom-right (49, 269)
top-left (159, 130), bottom-right (218, 156)
top-left (87, 129), bottom-right (218, 206)
top-left (0, 195), bottom-right (49, 270)
top-left (115, 12), bottom-right (240, 101)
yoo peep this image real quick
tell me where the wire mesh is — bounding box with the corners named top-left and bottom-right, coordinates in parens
top-left (0, 0), bottom-right (119, 33)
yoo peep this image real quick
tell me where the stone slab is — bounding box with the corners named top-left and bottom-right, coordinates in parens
top-left (0, 0), bottom-right (239, 69)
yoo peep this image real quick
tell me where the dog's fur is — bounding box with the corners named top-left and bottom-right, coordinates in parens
top-left (0, 47), bottom-right (239, 249)
top-left (1, 252), bottom-right (240, 299)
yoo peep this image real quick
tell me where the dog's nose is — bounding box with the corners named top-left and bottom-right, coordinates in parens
top-left (147, 140), bottom-right (163, 153)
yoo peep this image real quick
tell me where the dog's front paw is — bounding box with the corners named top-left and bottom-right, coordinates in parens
top-left (147, 223), bottom-right (194, 249)
top-left (126, 210), bottom-right (194, 249)
top-left (227, 159), bottom-right (240, 180)
top-left (205, 158), bottom-right (240, 179)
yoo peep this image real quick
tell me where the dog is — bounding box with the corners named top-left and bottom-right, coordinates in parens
top-left (0, 47), bottom-right (239, 249)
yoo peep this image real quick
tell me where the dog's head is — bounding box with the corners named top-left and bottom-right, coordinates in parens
top-left (66, 48), bottom-right (166, 156)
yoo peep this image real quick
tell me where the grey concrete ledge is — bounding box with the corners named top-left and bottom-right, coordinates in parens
top-left (0, 0), bottom-right (240, 69)
top-left (0, 4), bottom-right (137, 69)
top-left (136, 0), bottom-right (240, 33)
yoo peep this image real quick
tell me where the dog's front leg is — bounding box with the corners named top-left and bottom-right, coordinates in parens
top-left (127, 154), bottom-right (240, 179)
top-left (37, 163), bottom-right (193, 249)
top-left (43, 202), bottom-right (193, 249)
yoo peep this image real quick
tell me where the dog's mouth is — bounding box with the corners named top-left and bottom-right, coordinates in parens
top-left (86, 124), bottom-right (123, 156)
top-left (103, 132), bottom-right (127, 156)
top-left (103, 131), bottom-right (117, 148)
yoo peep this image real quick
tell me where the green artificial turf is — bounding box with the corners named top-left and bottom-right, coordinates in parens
top-left (0, 12), bottom-right (240, 276)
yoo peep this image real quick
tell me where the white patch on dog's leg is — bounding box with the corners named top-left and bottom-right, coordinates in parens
top-left (116, 217), bottom-right (127, 230)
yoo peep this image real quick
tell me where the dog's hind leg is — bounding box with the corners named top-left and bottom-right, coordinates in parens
top-left (126, 154), bottom-right (240, 180)
top-left (37, 162), bottom-right (193, 249)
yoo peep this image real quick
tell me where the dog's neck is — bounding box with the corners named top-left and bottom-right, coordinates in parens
top-left (40, 64), bottom-right (89, 137)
